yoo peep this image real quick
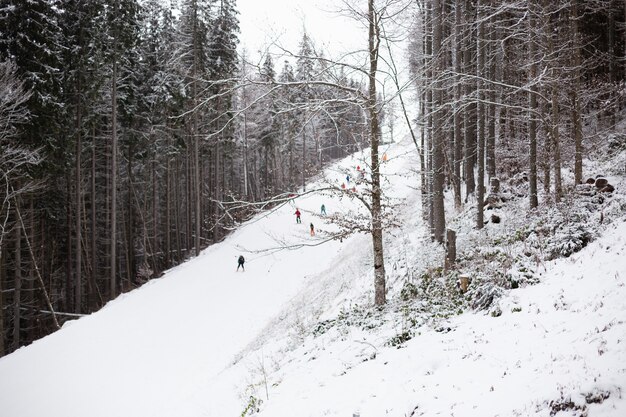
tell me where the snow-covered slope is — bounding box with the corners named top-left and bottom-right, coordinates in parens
top-left (0, 139), bottom-right (417, 417)
top-left (1, 134), bottom-right (625, 417)
top-left (253, 220), bottom-right (626, 417)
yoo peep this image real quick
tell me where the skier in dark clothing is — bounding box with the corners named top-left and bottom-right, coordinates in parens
top-left (310, 222), bottom-right (315, 236)
top-left (237, 255), bottom-right (245, 271)
top-left (295, 209), bottom-right (301, 223)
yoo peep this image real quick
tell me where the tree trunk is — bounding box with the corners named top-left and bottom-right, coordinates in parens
top-left (425, 3), bottom-right (434, 233)
top-left (65, 176), bottom-right (72, 310)
top-left (0, 246), bottom-right (4, 356)
top-left (420, 91), bottom-right (428, 220)
top-left (110, 51), bottom-right (118, 299)
top-left (452, 1), bottom-right (463, 210)
top-left (540, 99), bottom-right (551, 197)
top-left (243, 111), bottom-right (249, 198)
top-left (551, 87), bottom-right (563, 202)
top-left (463, 0), bottom-right (476, 200)
top-left (432, 0), bottom-right (446, 242)
top-left (487, 6), bottom-right (497, 180)
top-left (546, 8), bottom-right (563, 202)
top-left (528, 0), bottom-right (539, 208)
top-left (445, 229), bottom-right (456, 270)
top-left (368, 0), bottom-right (386, 306)
top-left (90, 128), bottom-right (98, 309)
top-left (175, 156), bottom-right (182, 261)
top-left (165, 136), bottom-right (171, 267)
top-left (12, 217), bottom-right (21, 351)
top-left (608, 0), bottom-right (616, 128)
top-left (26, 197), bottom-right (35, 343)
top-left (193, 94), bottom-right (200, 257)
top-left (151, 158), bottom-right (157, 273)
top-left (75, 77), bottom-right (82, 314)
top-left (571, 0), bottom-right (583, 185)
top-left (476, 0), bottom-right (485, 229)
top-left (126, 143), bottom-right (135, 289)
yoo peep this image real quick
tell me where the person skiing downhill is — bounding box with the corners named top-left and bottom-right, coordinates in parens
top-left (321, 204), bottom-right (326, 215)
top-left (295, 208), bottom-right (301, 223)
top-left (237, 255), bottom-right (245, 271)
top-left (310, 222), bottom-right (315, 236)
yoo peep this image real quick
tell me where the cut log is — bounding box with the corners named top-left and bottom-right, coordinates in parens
top-left (595, 178), bottom-right (608, 188)
top-left (600, 184), bottom-right (615, 193)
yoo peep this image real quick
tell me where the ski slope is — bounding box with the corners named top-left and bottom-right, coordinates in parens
top-left (0, 138), bottom-right (419, 417)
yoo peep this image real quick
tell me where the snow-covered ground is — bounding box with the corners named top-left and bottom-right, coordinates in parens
top-left (1, 135), bottom-right (625, 417)
top-left (253, 220), bottom-right (626, 417)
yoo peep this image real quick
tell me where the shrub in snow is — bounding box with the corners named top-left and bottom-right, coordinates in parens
top-left (607, 132), bottom-right (626, 153)
top-left (508, 266), bottom-right (540, 288)
top-left (400, 281), bottom-right (419, 301)
top-left (387, 330), bottom-right (413, 347)
top-left (546, 224), bottom-right (594, 260)
top-left (584, 389), bottom-right (611, 404)
top-left (548, 395), bottom-right (588, 416)
top-left (240, 395), bottom-right (262, 417)
top-left (470, 283), bottom-right (504, 311)
top-left (490, 306), bottom-right (502, 317)
top-left (312, 319), bottom-right (336, 337)
top-left (506, 171), bottom-right (530, 198)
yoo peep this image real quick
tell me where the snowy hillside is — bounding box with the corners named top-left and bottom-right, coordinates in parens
top-left (1, 135), bottom-right (625, 417)
top-left (0, 137), bottom-right (417, 417)
top-left (252, 221), bottom-right (626, 417)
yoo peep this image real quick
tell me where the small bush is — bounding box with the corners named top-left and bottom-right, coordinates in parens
top-left (387, 330), bottom-right (413, 347)
top-left (471, 284), bottom-right (504, 311)
top-left (607, 132), bottom-right (626, 153)
top-left (400, 281), bottom-right (419, 301)
top-left (547, 224), bottom-right (594, 260)
top-left (241, 396), bottom-right (262, 417)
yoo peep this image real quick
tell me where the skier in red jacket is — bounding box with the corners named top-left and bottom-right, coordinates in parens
top-left (294, 209), bottom-right (301, 223)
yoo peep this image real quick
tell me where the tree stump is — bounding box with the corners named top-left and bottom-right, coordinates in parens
top-left (445, 229), bottom-right (456, 270)
top-left (459, 274), bottom-right (470, 293)
top-left (490, 177), bottom-right (500, 194)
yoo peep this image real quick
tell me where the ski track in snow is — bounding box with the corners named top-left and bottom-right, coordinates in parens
top-left (1, 135), bottom-right (625, 417)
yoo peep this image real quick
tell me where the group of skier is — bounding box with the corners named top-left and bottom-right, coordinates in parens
top-left (238, 161), bottom-right (385, 271)
top-left (237, 204), bottom-right (326, 271)
top-left (294, 206), bottom-right (326, 236)
top-left (340, 165), bottom-right (368, 192)
top-left (235, 159), bottom-right (391, 272)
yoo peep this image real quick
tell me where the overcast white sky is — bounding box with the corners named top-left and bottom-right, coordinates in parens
top-left (236, 0), bottom-right (416, 128)
top-left (237, 0), bottom-right (367, 62)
